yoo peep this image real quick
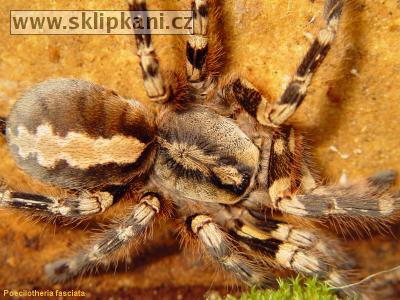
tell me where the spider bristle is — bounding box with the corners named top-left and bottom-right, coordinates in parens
top-left (204, 0), bottom-right (224, 78)
top-left (164, 70), bottom-right (193, 110)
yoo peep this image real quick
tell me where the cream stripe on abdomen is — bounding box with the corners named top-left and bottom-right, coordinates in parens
top-left (8, 123), bottom-right (146, 169)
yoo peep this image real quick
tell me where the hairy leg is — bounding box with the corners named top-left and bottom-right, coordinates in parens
top-left (267, 0), bottom-right (344, 125)
top-left (45, 192), bottom-right (162, 281)
top-left (219, 0), bottom-right (344, 127)
top-left (245, 174), bottom-right (400, 237)
top-left (276, 183), bottom-right (400, 221)
top-left (224, 206), bottom-right (361, 297)
top-left (129, 0), bottom-right (170, 102)
top-left (186, 0), bottom-right (209, 84)
top-left (186, 0), bottom-right (222, 96)
top-left (241, 121), bottom-right (400, 228)
top-left (186, 214), bottom-right (273, 287)
top-left (251, 123), bottom-right (317, 202)
top-left (186, 212), bottom-right (358, 297)
top-left (226, 206), bottom-right (355, 269)
top-left (0, 187), bottom-right (114, 217)
top-left (366, 169), bottom-right (397, 192)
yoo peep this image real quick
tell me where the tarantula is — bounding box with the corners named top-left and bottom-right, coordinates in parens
top-left (1, 0), bottom-right (399, 298)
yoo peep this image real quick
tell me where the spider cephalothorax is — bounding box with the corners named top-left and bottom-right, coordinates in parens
top-left (1, 0), bottom-right (399, 298)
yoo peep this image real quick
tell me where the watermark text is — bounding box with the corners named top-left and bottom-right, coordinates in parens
top-left (10, 10), bottom-right (194, 35)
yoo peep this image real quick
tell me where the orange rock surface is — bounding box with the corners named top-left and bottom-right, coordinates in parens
top-left (1, 1), bottom-right (400, 299)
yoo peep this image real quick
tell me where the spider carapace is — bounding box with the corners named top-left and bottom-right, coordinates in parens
top-left (1, 0), bottom-right (399, 298)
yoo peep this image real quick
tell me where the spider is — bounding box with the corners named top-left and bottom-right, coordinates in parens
top-left (1, 0), bottom-right (399, 298)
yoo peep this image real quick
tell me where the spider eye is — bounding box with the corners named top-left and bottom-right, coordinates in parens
top-left (6, 78), bottom-right (156, 190)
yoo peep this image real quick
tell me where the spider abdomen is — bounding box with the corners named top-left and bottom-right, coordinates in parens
top-left (6, 79), bottom-right (156, 190)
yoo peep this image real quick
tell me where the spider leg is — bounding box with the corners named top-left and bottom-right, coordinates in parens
top-left (219, 0), bottom-right (344, 127)
top-left (248, 122), bottom-right (400, 227)
top-left (367, 169), bottom-right (397, 192)
top-left (223, 207), bottom-right (361, 296)
top-left (255, 124), bottom-right (317, 203)
top-left (227, 206), bottom-right (355, 270)
top-left (339, 170), bottom-right (397, 192)
top-left (251, 149), bottom-right (400, 228)
top-left (266, 154), bottom-right (399, 223)
top-left (129, 0), bottom-right (170, 103)
top-left (267, 0), bottom-right (344, 126)
top-left (275, 184), bottom-right (400, 222)
top-left (218, 78), bottom-right (274, 125)
top-left (186, 214), bottom-right (274, 287)
top-left (186, 0), bottom-right (221, 96)
top-left (262, 125), bottom-right (400, 232)
top-left (45, 192), bottom-right (162, 282)
top-left (247, 180), bottom-right (400, 229)
top-left (0, 187), bottom-right (114, 217)
top-left (228, 217), bottom-right (361, 298)
top-left (186, 0), bottom-right (208, 84)
top-left (267, 125), bottom-right (305, 199)
top-left (187, 213), bottom-right (358, 297)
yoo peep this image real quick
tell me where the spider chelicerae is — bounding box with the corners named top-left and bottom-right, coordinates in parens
top-left (0, 0), bottom-right (399, 298)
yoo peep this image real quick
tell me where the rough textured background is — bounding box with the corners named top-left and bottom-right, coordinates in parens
top-left (0, 0), bottom-right (400, 299)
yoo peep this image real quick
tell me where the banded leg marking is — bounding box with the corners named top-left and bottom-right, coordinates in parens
top-left (188, 214), bottom-right (273, 287)
top-left (129, 0), bottom-right (169, 102)
top-left (267, 125), bottom-right (300, 205)
top-left (267, 0), bottom-right (344, 126)
top-left (276, 183), bottom-right (400, 220)
top-left (220, 1), bottom-right (344, 127)
top-left (220, 78), bottom-right (272, 125)
top-left (229, 219), bottom-right (353, 291)
top-left (186, 0), bottom-right (209, 84)
top-left (45, 192), bottom-right (161, 282)
top-left (0, 189), bottom-right (113, 217)
top-left (227, 210), bottom-right (357, 294)
top-left (245, 124), bottom-right (318, 209)
top-left (228, 207), bottom-right (355, 269)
